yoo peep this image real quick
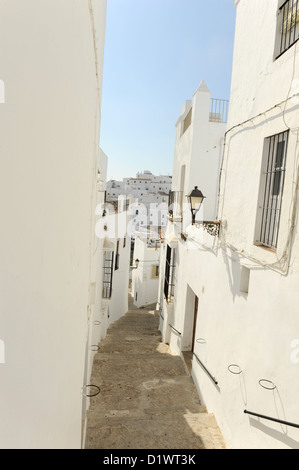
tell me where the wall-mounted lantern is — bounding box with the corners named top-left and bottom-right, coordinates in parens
top-left (131, 258), bottom-right (139, 270)
top-left (186, 186), bottom-right (220, 236)
top-left (186, 186), bottom-right (205, 225)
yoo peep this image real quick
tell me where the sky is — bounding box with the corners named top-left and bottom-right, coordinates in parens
top-left (100, 0), bottom-right (236, 181)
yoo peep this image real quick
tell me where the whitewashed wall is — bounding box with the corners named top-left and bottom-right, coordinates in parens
top-left (0, 0), bottom-right (107, 449)
top-left (159, 0), bottom-right (299, 450)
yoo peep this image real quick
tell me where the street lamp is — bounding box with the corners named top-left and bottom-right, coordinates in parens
top-left (131, 258), bottom-right (139, 270)
top-left (186, 186), bottom-right (205, 225)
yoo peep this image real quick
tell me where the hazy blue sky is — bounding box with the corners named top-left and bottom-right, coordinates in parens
top-left (100, 0), bottom-right (236, 181)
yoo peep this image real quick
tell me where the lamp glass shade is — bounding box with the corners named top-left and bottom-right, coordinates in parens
top-left (187, 186), bottom-right (205, 211)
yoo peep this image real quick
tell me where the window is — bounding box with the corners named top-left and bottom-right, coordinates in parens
top-left (123, 236), bottom-right (126, 248)
top-left (255, 131), bottom-right (289, 249)
top-left (115, 240), bottom-right (120, 270)
top-left (152, 265), bottom-right (160, 278)
top-left (276, 0), bottom-right (299, 58)
top-left (164, 245), bottom-right (176, 303)
top-left (102, 251), bottom-right (114, 298)
top-left (182, 108), bottom-right (192, 135)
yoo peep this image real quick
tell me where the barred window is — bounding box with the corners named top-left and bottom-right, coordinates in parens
top-left (102, 251), bottom-right (114, 299)
top-left (164, 245), bottom-right (176, 303)
top-left (276, 0), bottom-right (299, 58)
top-left (255, 131), bottom-right (289, 249)
top-left (152, 265), bottom-right (159, 279)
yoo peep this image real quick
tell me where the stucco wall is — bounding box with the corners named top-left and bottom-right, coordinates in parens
top-left (0, 0), bottom-right (107, 449)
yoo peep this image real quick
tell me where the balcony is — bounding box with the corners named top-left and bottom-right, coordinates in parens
top-left (209, 98), bottom-right (229, 123)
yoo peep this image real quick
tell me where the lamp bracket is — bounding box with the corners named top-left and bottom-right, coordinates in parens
top-left (202, 221), bottom-right (220, 237)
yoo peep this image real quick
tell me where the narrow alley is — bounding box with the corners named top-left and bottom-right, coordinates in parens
top-left (85, 298), bottom-right (226, 450)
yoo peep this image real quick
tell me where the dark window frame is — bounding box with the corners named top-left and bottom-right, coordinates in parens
top-left (275, 0), bottom-right (299, 59)
top-left (115, 240), bottom-right (120, 270)
top-left (255, 130), bottom-right (289, 250)
top-left (102, 251), bottom-right (114, 299)
top-left (164, 245), bottom-right (176, 303)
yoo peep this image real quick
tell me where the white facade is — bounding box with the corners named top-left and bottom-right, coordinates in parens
top-left (0, 0), bottom-right (124, 449)
top-left (158, 0), bottom-right (299, 450)
top-left (107, 170), bottom-right (172, 202)
top-left (171, 80), bottom-right (227, 224)
top-left (132, 237), bottom-right (161, 308)
top-left (106, 171), bottom-right (171, 237)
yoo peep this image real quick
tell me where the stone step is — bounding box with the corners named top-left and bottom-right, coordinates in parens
top-left (86, 412), bottom-right (226, 450)
top-left (97, 339), bottom-right (168, 355)
top-left (87, 376), bottom-right (206, 417)
top-left (90, 354), bottom-right (186, 383)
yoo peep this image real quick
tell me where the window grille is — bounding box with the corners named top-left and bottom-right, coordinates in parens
top-left (164, 245), bottom-right (176, 303)
top-left (102, 251), bottom-right (114, 298)
top-left (277, 0), bottom-right (299, 57)
top-left (256, 131), bottom-right (289, 249)
top-left (115, 240), bottom-right (120, 270)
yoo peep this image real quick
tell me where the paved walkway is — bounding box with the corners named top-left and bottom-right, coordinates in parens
top-left (85, 299), bottom-right (226, 449)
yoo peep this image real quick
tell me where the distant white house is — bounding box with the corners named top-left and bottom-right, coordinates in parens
top-left (158, 0), bottom-right (299, 450)
top-left (106, 171), bottom-right (171, 238)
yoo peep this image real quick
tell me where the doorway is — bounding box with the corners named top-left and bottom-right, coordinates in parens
top-left (182, 286), bottom-right (199, 373)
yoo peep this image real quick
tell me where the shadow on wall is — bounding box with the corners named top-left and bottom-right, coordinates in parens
top-left (220, 243), bottom-right (249, 301)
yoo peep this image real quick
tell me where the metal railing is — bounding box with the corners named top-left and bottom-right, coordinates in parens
top-left (193, 352), bottom-right (218, 386)
top-left (244, 410), bottom-right (299, 429)
top-left (277, 0), bottom-right (299, 57)
top-left (169, 324), bottom-right (181, 336)
top-left (209, 98), bottom-right (229, 123)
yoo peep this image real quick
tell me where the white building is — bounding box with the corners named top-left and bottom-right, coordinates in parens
top-left (131, 236), bottom-right (161, 309)
top-left (0, 0), bottom-right (129, 449)
top-left (106, 171), bottom-right (171, 238)
top-left (158, 0), bottom-right (299, 450)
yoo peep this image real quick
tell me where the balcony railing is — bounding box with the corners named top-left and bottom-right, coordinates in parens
top-left (168, 191), bottom-right (183, 221)
top-left (209, 98), bottom-right (229, 123)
